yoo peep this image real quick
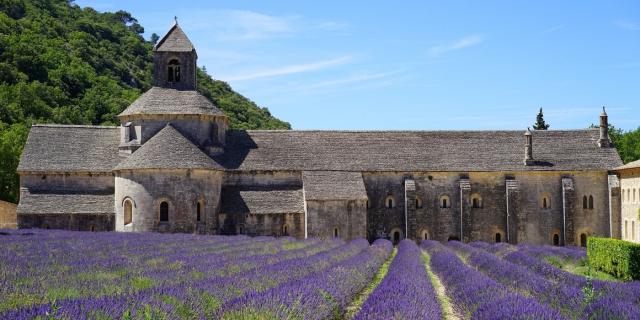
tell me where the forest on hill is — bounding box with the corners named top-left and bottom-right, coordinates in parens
top-left (0, 0), bottom-right (291, 203)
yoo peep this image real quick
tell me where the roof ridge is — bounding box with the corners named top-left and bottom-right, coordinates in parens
top-left (234, 129), bottom-right (599, 133)
top-left (32, 124), bottom-right (118, 129)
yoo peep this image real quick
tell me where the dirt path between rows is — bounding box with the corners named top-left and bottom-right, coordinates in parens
top-left (423, 252), bottom-right (461, 320)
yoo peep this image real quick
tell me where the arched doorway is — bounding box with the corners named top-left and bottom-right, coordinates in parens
top-left (389, 228), bottom-right (403, 245)
top-left (495, 233), bottom-right (502, 243)
top-left (580, 233), bottom-right (587, 247)
top-left (553, 233), bottom-right (560, 246)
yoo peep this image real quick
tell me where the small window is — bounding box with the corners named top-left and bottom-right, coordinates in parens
top-left (495, 233), bottom-right (502, 243)
top-left (167, 59), bottom-right (180, 82)
top-left (283, 225), bottom-right (289, 236)
top-left (633, 221), bottom-right (636, 241)
top-left (622, 190), bottom-right (625, 203)
top-left (471, 195), bottom-right (482, 209)
top-left (580, 233), bottom-right (587, 247)
top-left (160, 201), bottom-right (169, 222)
top-left (552, 233), bottom-right (560, 246)
top-left (634, 189), bottom-right (637, 203)
top-left (440, 195), bottom-right (450, 209)
top-left (89, 225), bottom-right (96, 232)
top-left (542, 197), bottom-right (548, 209)
top-left (334, 227), bottom-right (339, 238)
top-left (386, 196), bottom-right (395, 209)
top-left (421, 230), bottom-right (429, 241)
top-left (124, 199), bottom-right (133, 225)
top-left (583, 195), bottom-right (588, 209)
top-left (588, 195), bottom-right (594, 209)
top-left (415, 198), bottom-right (423, 209)
top-left (196, 202), bottom-right (201, 222)
top-left (238, 225), bottom-right (244, 235)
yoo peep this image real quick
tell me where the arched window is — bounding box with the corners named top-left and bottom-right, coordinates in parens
top-left (167, 59), bottom-right (180, 82)
top-left (415, 198), bottom-right (423, 209)
top-left (283, 225), bottom-right (289, 236)
top-left (421, 230), bottom-right (430, 241)
top-left (580, 233), bottom-right (587, 247)
top-left (495, 233), bottom-right (502, 243)
top-left (635, 189), bottom-right (637, 203)
top-left (633, 221), bottom-right (636, 241)
top-left (160, 201), bottom-right (169, 222)
top-left (196, 202), bottom-right (201, 222)
top-left (588, 195), bottom-right (594, 209)
top-left (552, 233), bottom-right (560, 246)
top-left (392, 231), bottom-right (401, 244)
top-left (124, 199), bottom-right (133, 225)
top-left (627, 189), bottom-right (631, 203)
top-left (542, 197), bottom-right (548, 209)
top-left (238, 225), bottom-right (244, 235)
top-left (471, 194), bottom-right (482, 209)
top-left (440, 195), bottom-right (450, 209)
top-left (333, 227), bottom-right (339, 238)
top-left (622, 189), bottom-right (625, 203)
top-left (583, 196), bottom-right (588, 209)
top-left (385, 196), bottom-right (395, 209)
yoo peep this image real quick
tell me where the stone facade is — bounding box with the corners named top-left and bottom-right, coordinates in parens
top-left (0, 200), bottom-right (17, 229)
top-left (15, 22), bottom-right (626, 245)
top-left (615, 161), bottom-right (640, 243)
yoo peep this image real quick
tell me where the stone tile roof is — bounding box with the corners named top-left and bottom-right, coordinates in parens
top-left (17, 191), bottom-right (114, 215)
top-left (222, 129), bottom-right (623, 172)
top-left (615, 159), bottom-right (640, 171)
top-left (220, 186), bottom-right (304, 214)
top-left (302, 171), bottom-right (368, 200)
top-left (115, 124), bottom-right (223, 171)
top-left (154, 23), bottom-right (194, 52)
top-left (118, 87), bottom-right (224, 117)
top-left (17, 125), bottom-right (120, 173)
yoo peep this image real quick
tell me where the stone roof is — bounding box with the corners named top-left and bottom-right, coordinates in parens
top-left (302, 171), bottom-right (368, 200)
top-left (220, 186), bottom-right (304, 214)
top-left (154, 23), bottom-right (194, 52)
top-left (17, 125), bottom-right (120, 173)
top-left (17, 191), bottom-right (114, 215)
top-left (615, 159), bottom-right (640, 171)
top-left (115, 124), bottom-right (223, 171)
top-left (222, 129), bottom-right (622, 172)
top-left (118, 87), bottom-right (224, 117)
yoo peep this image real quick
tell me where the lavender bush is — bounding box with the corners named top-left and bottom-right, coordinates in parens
top-left (354, 239), bottom-right (441, 320)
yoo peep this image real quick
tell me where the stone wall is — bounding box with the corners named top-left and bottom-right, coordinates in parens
top-left (17, 213), bottom-right (113, 231)
top-left (115, 169), bottom-right (222, 233)
top-left (620, 168), bottom-right (640, 243)
top-left (20, 173), bottom-right (114, 192)
top-left (0, 200), bottom-right (17, 229)
top-left (305, 200), bottom-right (367, 241)
top-left (362, 170), bottom-right (611, 245)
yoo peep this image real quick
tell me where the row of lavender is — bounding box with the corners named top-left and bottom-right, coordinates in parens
top-left (0, 230), bottom-right (393, 319)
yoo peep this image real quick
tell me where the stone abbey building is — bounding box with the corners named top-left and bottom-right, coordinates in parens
top-left (16, 23), bottom-right (624, 246)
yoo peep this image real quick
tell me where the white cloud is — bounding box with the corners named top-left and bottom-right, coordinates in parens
top-left (300, 71), bottom-right (402, 90)
top-left (222, 56), bottom-right (353, 81)
top-left (175, 10), bottom-right (295, 40)
top-left (428, 34), bottom-right (485, 57)
top-left (615, 20), bottom-right (640, 31)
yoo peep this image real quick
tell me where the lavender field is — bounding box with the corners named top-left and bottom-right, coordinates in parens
top-left (0, 230), bottom-right (639, 319)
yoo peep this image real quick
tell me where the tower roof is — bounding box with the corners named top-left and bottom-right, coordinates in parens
top-left (154, 22), bottom-right (195, 52)
top-left (118, 87), bottom-right (224, 118)
top-left (114, 124), bottom-right (223, 171)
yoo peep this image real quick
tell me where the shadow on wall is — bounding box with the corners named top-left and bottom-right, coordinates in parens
top-left (0, 200), bottom-right (17, 229)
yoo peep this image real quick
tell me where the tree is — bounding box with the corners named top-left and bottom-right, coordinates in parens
top-left (533, 107), bottom-right (550, 130)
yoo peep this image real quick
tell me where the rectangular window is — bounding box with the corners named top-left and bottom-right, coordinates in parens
top-left (633, 221), bottom-right (636, 241)
top-left (625, 220), bottom-right (628, 239)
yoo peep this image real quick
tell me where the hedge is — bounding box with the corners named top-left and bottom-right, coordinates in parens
top-left (587, 237), bottom-right (640, 281)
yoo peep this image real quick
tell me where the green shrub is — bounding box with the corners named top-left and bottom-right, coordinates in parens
top-left (587, 237), bottom-right (640, 281)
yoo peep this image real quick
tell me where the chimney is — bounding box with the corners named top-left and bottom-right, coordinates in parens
top-left (598, 106), bottom-right (610, 148)
top-left (524, 127), bottom-right (534, 166)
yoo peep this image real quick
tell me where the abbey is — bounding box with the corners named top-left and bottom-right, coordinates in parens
top-left (16, 23), bottom-right (624, 246)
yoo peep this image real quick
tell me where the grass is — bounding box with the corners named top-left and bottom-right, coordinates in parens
top-left (545, 257), bottom-right (620, 282)
top-left (423, 252), bottom-right (459, 320)
top-left (342, 247), bottom-right (397, 319)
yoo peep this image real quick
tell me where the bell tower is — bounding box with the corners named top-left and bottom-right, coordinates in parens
top-left (153, 20), bottom-right (197, 90)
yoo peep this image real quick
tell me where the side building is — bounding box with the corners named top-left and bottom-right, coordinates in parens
top-left (615, 160), bottom-right (640, 243)
top-left (15, 22), bottom-right (624, 246)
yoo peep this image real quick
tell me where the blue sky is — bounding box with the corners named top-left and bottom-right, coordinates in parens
top-left (76, 1), bottom-right (639, 131)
